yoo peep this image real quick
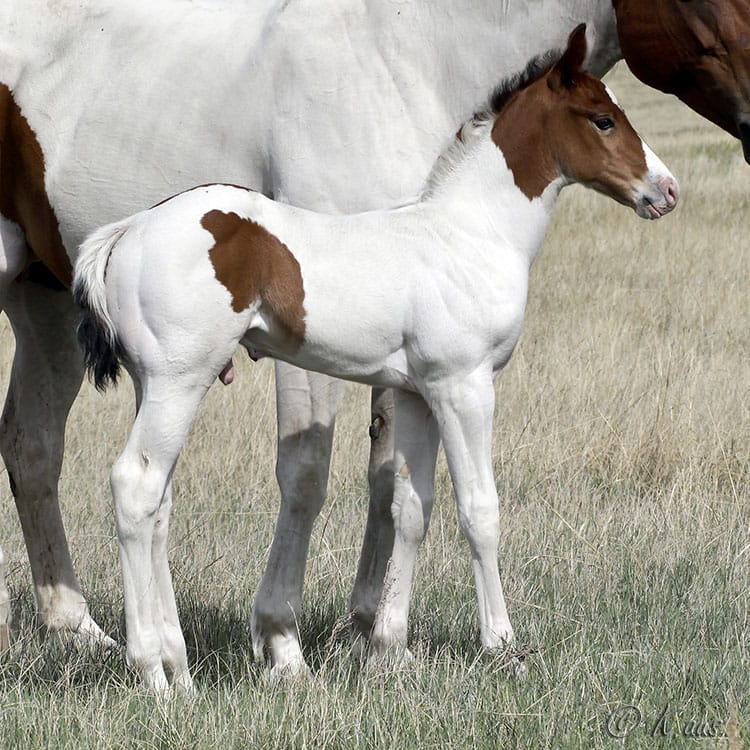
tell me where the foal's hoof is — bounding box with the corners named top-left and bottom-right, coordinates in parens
top-left (71, 615), bottom-right (119, 654)
top-left (508, 654), bottom-right (528, 679)
top-left (73, 630), bottom-right (119, 655)
top-left (488, 644), bottom-right (534, 679)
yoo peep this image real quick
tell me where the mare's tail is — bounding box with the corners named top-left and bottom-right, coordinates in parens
top-left (72, 218), bottom-right (134, 391)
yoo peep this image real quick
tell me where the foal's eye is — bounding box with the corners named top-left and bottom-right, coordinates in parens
top-left (594, 116), bottom-right (615, 131)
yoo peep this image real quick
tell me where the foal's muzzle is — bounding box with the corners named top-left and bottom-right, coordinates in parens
top-left (635, 174), bottom-right (680, 220)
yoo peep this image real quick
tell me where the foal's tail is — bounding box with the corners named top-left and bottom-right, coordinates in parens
top-left (72, 218), bottom-right (134, 391)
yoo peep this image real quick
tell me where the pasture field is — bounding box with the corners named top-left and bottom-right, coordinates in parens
top-left (0, 64), bottom-right (747, 748)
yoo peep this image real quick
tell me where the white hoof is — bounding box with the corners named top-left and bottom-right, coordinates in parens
top-left (73, 616), bottom-right (119, 654)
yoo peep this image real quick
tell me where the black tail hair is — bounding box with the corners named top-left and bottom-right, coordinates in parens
top-left (73, 285), bottom-right (124, 391)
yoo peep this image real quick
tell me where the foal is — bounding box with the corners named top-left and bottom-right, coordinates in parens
top-left (73, 26), bottom-right (678, 692)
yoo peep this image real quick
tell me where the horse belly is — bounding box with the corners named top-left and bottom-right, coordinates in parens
top-left (279, 279), bottom-right (411, 387)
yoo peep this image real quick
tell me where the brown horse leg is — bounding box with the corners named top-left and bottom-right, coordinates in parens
top-left (0, 545), bottom-right (9, 652)
top-left (0, 278), bottom-right (114, 647)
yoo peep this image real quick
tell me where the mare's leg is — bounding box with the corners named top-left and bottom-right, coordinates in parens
top-left (426, 372), bottom-right (514, 649)
top-left (0, 273), bottom-right (114, 647)
top-left (0, 219), bottom-right (27, 651)
top-left (369, 390), bottom-right (440, 660)
top-left (0, 545), bottom-right (9, 652)
top-left (350, 386), bottom-right (396, 648)
top-left (251, 361), bottom-right (342, 679)
top-left (111, 376), bottom-right (207, 693)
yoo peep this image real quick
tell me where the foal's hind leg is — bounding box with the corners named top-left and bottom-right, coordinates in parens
top-left (149, 482), bottom-right (194, 693)
top-left (0, 277), bottom-right (114, 648)
top-left (369, 390), bottom-right (440, 661)
top-left (112, 376), bottom-right (208, 693)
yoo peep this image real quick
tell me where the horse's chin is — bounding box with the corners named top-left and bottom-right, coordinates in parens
top-left (635, 203), bottom-right (665, 220)
top-left (634, 196), bottom-right (676, 220)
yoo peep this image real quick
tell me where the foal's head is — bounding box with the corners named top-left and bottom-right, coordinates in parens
top-left (491, 25), bottom-right (679, 219)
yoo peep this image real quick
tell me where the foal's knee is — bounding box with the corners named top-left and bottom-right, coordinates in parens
top-left (457, 496), bottom-right (500, 552)
top-left (110, 452), bottom-right (168, 538)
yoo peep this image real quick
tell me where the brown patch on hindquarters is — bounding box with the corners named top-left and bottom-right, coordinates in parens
top-left (201, 210), bottom-right (306, 348)
top-left (0, 82), bottom-right (73, 287)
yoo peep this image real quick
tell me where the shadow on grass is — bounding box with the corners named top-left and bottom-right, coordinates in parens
top-left (0, 585), bottom-right (534, 696)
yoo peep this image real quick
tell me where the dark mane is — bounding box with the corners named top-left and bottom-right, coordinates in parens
top-left (421, 47), bottom-right (562, 198)
top-left (487, 49), bottom-right (560, 114)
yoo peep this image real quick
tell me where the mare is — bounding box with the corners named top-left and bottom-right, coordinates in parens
top-left (0, 0), bottom-right (748, 671)
top-left (73, 27), bottom-right (678, 693)
top-left (613, 0), bottom-right (750, 159)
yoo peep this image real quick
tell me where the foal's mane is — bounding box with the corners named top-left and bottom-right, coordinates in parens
top-left (485, 49), bottom-right (559, 118)
top-left (421, 49), bottom-right (559, 198)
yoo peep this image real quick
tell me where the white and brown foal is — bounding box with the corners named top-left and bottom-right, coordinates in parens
top-left (73, 27), bottom-right (678, 693)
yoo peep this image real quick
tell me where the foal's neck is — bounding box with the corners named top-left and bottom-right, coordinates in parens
top-left (422, 130), bottom-right (564, 265)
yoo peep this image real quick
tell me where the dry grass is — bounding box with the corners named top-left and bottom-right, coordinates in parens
top-left (0, 64), bottom-right (748, 747)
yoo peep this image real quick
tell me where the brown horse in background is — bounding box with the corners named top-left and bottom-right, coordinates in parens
top-left (615, 0), bottom-right (750, 160)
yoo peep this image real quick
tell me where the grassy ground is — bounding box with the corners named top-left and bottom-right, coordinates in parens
top-left (0, 64), bottom-right (748, 748)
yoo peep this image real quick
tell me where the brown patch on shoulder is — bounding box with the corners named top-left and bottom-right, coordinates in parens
top-left (201, 210), bottom-right (306, 348)
top-left (0, 82), bottom-right (73, 287)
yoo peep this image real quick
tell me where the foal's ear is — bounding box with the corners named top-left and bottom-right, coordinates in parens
top-left (548, 23), bottom-right (588, 91)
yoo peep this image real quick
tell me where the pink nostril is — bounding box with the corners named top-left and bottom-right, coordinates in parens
top-left (663, 176), bottom-right (680, 207)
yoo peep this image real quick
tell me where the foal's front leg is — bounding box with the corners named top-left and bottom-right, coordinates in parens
top-left (369, 390), bottom-right (440, 660)
top-left (427, 372), bottom-right (515, 651)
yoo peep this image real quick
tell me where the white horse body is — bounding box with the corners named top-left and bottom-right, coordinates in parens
top-left (74, 33), bottom-right (678, 691)
top-left (1, 0), bottom-right (625, 661)
top-left (1, 0), bottom-right (622, 251)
